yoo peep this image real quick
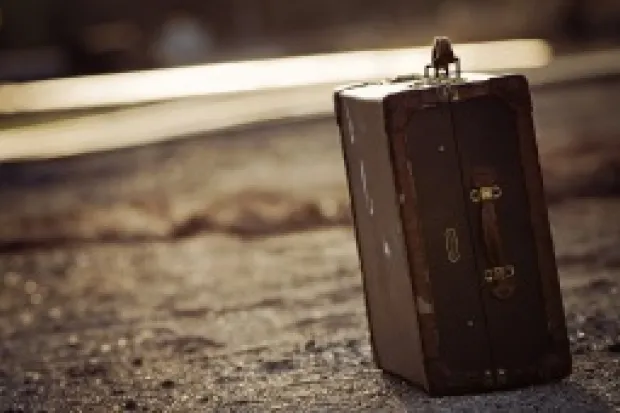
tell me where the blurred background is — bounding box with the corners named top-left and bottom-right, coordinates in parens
top-left (0, 0), bottom-right (619, 80)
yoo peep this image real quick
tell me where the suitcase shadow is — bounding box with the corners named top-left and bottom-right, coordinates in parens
top-left (382, 373), bottom-right (613, 412)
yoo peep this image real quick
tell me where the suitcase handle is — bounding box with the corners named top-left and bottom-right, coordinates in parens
top-left (424, 36), bottom-right (462, 79)
top-left (471, 171), bottom-right (516, 299)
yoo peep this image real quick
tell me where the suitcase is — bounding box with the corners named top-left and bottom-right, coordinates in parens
top-left (334, 37), bottom-right (571, 396)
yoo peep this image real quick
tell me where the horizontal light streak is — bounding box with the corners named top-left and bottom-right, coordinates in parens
top-left (0, 39), bottom-right (552, 113)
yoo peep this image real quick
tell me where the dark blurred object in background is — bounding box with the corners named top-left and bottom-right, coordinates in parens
top-left (0, 0), bottom-right (619, 81)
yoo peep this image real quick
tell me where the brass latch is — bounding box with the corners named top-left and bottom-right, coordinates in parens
top-left (470, 185), bottom-right (502, 203)
top-left (484, 265), bottom-right (515, 283)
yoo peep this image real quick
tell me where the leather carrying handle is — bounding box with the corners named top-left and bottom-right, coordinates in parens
top-left (471, 169), bottom-right (516, 299)
top-left (481, 201), bottom-right (504, 266)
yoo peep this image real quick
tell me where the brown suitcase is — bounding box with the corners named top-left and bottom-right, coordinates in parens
top-left (334, 37), bottom-right (571, 396)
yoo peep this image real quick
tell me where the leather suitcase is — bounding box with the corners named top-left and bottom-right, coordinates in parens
top-left (333, 38), bottom-right (571, 396)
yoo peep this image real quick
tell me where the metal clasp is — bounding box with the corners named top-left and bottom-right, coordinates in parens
top-left (470, 185), bottom-right (502, 203)
top-left (484, 265), bottom-right (515, 283)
